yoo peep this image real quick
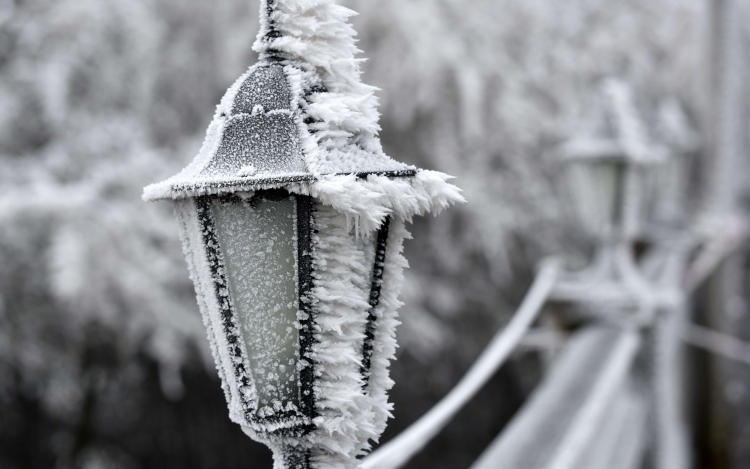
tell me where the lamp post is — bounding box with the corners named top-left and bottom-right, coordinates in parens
top-left (143, 1), bottom-right (463, 468)
top-left (551, 79), bottom-right (662, 318)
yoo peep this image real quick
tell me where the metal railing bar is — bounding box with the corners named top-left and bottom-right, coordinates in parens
top-left (362, 259), bottom-right (561, 469)
top-left (546, 329), bottom-right (640, 469)
top-left (469, 326), bottom-right (640, 469)
top-left (577, 384), bottom-right (647, 469)
top-left (684, 323), bottom-right (750, 366)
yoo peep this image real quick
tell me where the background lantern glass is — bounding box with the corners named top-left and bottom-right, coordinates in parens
top-left (561, 141), bottom-right (652, 244)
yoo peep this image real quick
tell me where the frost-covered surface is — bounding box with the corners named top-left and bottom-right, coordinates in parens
top-left (294, 171), bottom-right (463, 238)
top-left (142, 0), bottom-right (440, 202)
top-left (2, 0), bottom-right (744, 466)
top-left (185, 201), bottom-right (410, 466)
top-left (143, 0), bottom-right (464, 466)
top-left (212, 197), bottom-right (301, 413)
top-left (303, 207), bottom-right (408, 467)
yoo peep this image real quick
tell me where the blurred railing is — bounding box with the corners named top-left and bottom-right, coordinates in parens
top-left (362, 261), bottom-right (560, 469)
top-left (362, 216), bottom-right (750, 469)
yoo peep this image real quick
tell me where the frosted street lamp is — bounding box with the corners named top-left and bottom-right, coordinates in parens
top-left (551, 79), bottom-right (662, 315)
top-left (143, 1), bottom-right (463, 468)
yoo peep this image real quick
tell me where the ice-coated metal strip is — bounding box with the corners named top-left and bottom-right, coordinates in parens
top-left (360, 217), bottom-right (391, 387)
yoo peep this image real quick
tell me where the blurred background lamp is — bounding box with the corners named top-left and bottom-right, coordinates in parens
top-left (559, 79), bottom-right (663, 245)
top-left (551, 79), bottom-right (662, 311)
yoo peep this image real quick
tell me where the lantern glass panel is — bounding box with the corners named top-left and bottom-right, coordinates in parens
top-left (211, 194), bottom-right (300, 414)
top-left (566, 159), bottom-right (626, 238)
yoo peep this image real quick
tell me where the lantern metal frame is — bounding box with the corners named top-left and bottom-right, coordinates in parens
top-left (194, 187), bottom-right (396, 435)
top-left (196, 190), bottom-right (317, 432)
top-left (360, 216), bottom-right (390, 386)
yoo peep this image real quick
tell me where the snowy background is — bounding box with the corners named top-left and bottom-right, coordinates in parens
top-left (1, 0), bottom-right (749, 468)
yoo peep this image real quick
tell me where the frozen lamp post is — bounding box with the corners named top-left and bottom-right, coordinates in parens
top-left (552, 79), bottom-right (662, 316)
top-left (651, 98), bottom-right (699, 231)
top-left (143, 1), bottom-right (463, 468)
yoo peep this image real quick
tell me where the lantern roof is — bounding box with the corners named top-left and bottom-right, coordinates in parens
top-left (559, 79), bottom-right (664, 165)
top-left (142, 0), bottom-right (419, 203)
top-left (143, 0), bottom-right (464, 237)
top-left (143, 61), bottom-right (417, 201)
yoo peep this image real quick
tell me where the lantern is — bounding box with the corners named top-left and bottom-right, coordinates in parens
top-left (143, 1), bottom-right (463, 468)
top-left (552, 79), bottom-right (661, 311)
top-left (560, 79), bottom-right (662, 243)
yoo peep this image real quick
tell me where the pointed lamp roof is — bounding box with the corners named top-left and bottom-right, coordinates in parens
top-left (559, 79), bottom-right (664, 165)
top-left (143, 1), bottom-right (416, 202)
